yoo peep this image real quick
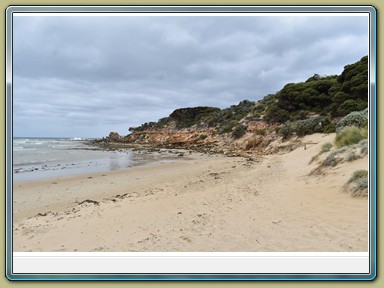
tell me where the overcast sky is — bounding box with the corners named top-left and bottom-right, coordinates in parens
top-left (13, 14), bottom-right (369, 138)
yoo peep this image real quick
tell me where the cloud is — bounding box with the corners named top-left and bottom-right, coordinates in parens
top-left (12, 14), bottom-right (369, 137)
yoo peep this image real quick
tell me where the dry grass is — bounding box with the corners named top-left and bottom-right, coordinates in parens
top-left (335, 126), bottom-right (368, 148)
top-left (309, 141), bottom-right (366, 176)
top-left (342, 170), bottom-right (368, 198)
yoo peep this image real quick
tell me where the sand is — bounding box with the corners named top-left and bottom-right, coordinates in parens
top-left (13, 133), bottom-right (369, 252)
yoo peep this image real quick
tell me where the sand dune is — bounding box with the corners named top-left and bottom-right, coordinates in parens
top-left (13, 133), bottom-right (368, 252)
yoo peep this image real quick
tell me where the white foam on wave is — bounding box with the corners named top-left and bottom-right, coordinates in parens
top-left (13, 147), bottom-right (36, 151)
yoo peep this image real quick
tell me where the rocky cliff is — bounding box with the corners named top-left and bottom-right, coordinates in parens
top-left (93, 56), bottom-right (368, 157)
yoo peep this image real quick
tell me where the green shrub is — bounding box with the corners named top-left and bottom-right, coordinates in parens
top-left (335, 126), bottom-right (368, 148)
top-left (336, 108), bottom-right (368, 132)
top-left (219, 123), bottom-right (234, 134)
top-left (278, 121), bottom-right (292, 139)
top-left (322, 122), bottom-right (336, 133)
top-left (292, 110), bottom-right (309, 120)
top-left (232, 124), bottom-right (247, 139)
top-left (336, 99), bottom-right (367, 116)
top-left (295, 116), bottom-right (326, 136)
top-left (199, 134), bottom-right (208, 140)
top-left (169, 106), bottom-right (221, 128)
top-left (264, 103), bottom-right (290, 123)
top-left (321, 142), bottom-right (332, 153)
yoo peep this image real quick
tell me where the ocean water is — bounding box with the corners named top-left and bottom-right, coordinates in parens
top-left (12, 137), bottom-right (175, 181)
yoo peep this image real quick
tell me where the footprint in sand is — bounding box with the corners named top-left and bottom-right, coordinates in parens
top-left (179, 236), bottom-right (192, 243)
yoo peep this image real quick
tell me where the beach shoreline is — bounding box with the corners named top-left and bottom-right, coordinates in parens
top-left (13, 133), bottom-right (369, 252)
top-left (12, 152), bottom-right (204, 223)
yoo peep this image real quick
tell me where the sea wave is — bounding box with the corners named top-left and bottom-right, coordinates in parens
top-left (13, 147), bottom-right (36, 151)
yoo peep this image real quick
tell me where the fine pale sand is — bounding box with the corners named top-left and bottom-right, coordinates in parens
top-left (13, 133), bottom-right (368, 252)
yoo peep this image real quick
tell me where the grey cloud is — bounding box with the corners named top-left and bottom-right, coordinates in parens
top-left (12, 14), bottom-right (368, 137)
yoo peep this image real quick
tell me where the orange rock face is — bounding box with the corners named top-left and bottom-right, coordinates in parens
top-left (125, 129), bottom-right (216, 146)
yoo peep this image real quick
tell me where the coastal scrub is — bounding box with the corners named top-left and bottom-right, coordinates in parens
top-left (343, 170), bottom-right (368, 197)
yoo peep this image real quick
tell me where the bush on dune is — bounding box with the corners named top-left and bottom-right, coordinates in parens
top-left (348, 170), bottom-right (368, 183)
top-left (345, 151), bottom-right (358, 162)
top-left (295, 116), bottom-right (327, 136)
top-left (232, 124), bottom-right (247, 139)
top-left (335, 126), bottom-right (368, 148)
top-left (278, 121), bottom-right (293, 140)
top-left (343, 170), bottom-right (368, 198)
top-left (321, 142), bottom-right (332, 153)
top-left (359, 139), bottom-right (368, 155)
top-left (336, 108), bottom-right (368, 132)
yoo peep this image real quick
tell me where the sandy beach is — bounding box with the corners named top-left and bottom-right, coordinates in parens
top-left (13, 133), bottom-right (368, 252)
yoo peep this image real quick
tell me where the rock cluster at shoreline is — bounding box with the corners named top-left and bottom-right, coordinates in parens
top-left (88, 124), bottom-right (311, 158)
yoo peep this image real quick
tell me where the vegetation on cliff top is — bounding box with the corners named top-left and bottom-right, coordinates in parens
top-left (126, 56), bottom-right (368, 139)
top-left (264, 56), bottom-right (367, 123)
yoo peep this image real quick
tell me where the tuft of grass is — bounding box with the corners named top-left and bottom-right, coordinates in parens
top-left (309, 142), bottom-right (334, 165)
top-left (323, 153), bottom-right (338, 167)
top-left (345, 151), bottom-right (359, 162)
top-left (356, 178), bottom-right (368, 189)
top-left (318, 147), bottom-right (347, 167)
top-left (321, 142), bottom-right (332, 153)
top-left (347, 170), bottom-right (368, 183)
top-left (335, 126), bottom-right (368, 148)
top-left (334, 146), bottom-right (348, 154)
top-left (359, 139), bottom-right (368, 155)
top-left (344, 170), bottom-right (368, 198)
top-left (350, 178), bottom-right (368, 198)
